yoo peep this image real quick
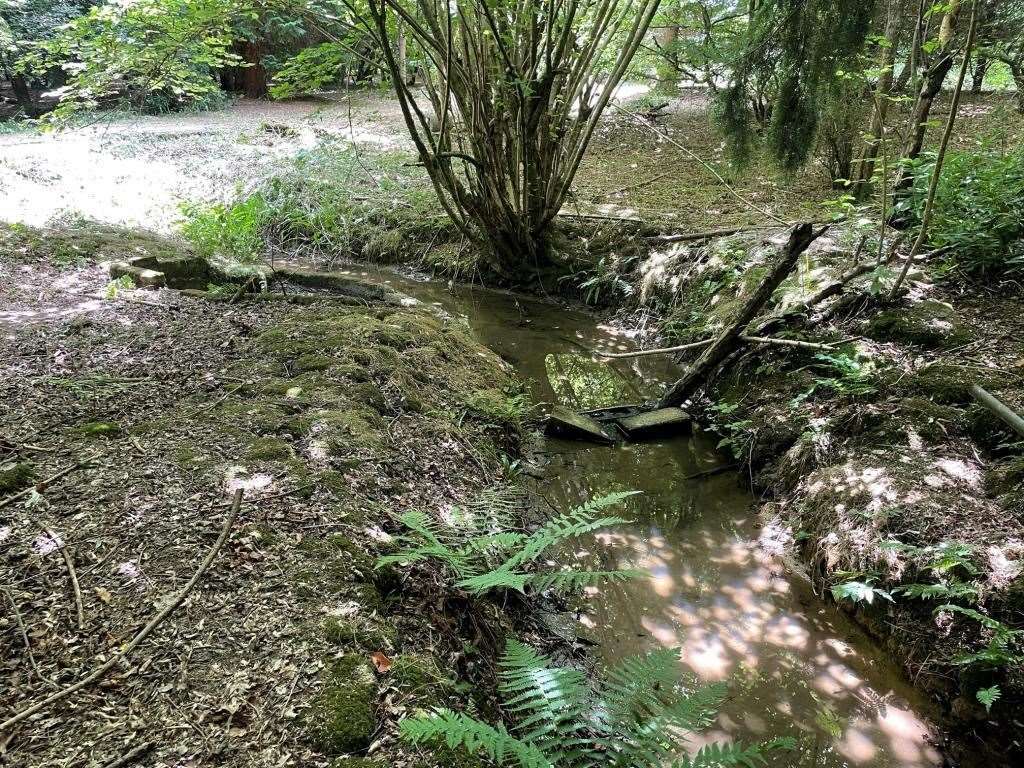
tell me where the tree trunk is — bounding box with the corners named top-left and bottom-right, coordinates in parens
top-left (241, 41), bottom-right (268, 98)
top-left (971, 56), bottom-right (988, 92)
top-left (1012, 61), bottom-right (1024, 113)
top-left (855, 8), bottom-right (901, 195)
top-left (658, 223), bottom-right (823, 408)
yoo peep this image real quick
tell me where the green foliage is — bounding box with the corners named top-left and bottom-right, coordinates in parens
top-left (400, 638), bottom-right (794, 768)
top-left (976, 685), bottom-right (1001, 713)
top-left (180, 194), bottom-right (270, 263)
top-left (103, 274), bottom-right (135, 298)
top-left (19, 0), bottom-right (247, 121)
top-left (901, 144), bottom-right (1024, 275)
top-left (937, 604), bottom-right (1024, 669)
top-left (270, 41), bottom-right (349, 99)
top-left (831, 579), bottom-right (893, 605)
top-left (376, 491), bottom-right (642, 597)
top-left (180, 145), bottom-right (461, 270)
top-left (792, 351), bottom-right (877, 404)
top-left (717, 0), bottom-right (874, 171)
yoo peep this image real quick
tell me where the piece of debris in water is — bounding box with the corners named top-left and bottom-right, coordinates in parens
top-left (545, 405), bottom-right (614, 444)
top-left (616, 407), bottom-right (692, 440)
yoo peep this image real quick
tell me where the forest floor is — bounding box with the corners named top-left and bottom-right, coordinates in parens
top-left (0, 223), bottom-right (536, 768)
top-left (2, 88), bottom-right (1023, 764)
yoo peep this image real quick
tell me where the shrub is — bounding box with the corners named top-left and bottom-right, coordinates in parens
top-left (902, 144), bottom-right (1024, 275)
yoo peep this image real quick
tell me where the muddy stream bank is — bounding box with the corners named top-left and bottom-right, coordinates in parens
top-left (309, 263), bottom-right (947, 768)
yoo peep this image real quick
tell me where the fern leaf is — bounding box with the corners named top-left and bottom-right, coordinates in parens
top-left (526, 568), bottom-right (645, 594)
top-left (399, 709), bottom-right (552, 768)
top-left (498, 640), bottom-right (591, 759)
top-left (600, 647), bottom-right (686, 723)
top-left (457, 567), bottom-right (532, 594)
top-left (671, 736), bottom-right (797, 768)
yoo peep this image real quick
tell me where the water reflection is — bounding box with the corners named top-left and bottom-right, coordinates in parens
top-left (305, 263), bottom-right (943, 768)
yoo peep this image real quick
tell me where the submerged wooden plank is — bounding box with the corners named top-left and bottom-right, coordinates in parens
top-left (545, 405), bottom-right (614, 444)
top-left (616, 407), bottom-right (692, 440)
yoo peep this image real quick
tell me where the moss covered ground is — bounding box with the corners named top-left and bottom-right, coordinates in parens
top-left (0, 223), bottom-right (532, 768)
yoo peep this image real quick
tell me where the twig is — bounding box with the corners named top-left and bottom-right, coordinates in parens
top-left (229, 276), bottom-right (256, 305)
top-left (684, 464), bottom-right (739, 481)
top-left (44, 527), bottom-right (85, 631)
top-left (607, 170), bottom-right (672, 197)
top-left (100, 740), bottom-right (156, 768)
top-left (0, 457), bottom-right (95, 511)
top-left (3, 587), bottom-right (55, 688)
top-left (594, 333), bottom-right (842, 359)
top-left (0, 490), bottom-right (244, 733)
top-left (181, 382), bottom-right (247, 419)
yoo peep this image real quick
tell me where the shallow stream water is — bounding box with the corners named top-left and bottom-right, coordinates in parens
top-left (335, 265), bottom-right (945, 768)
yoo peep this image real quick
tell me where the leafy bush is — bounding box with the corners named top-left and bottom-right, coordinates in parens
top-left (902, 144), bottom-right (1024, 274)
top-left (180, 194), bottom-right (269, 263)
top-left (270, 42), bottom-right (349, 99)
top-left (377, 491), bottom-right (642, 596)
top-left (179, 146), bottom-right (466, 270)
top-left (400, 638), bottom-right (795, 768)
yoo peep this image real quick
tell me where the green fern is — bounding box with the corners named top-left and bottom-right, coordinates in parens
top-left (378, 490), bottom-right (642, 597)
top-left (400, 639), bottom-right (794, 768)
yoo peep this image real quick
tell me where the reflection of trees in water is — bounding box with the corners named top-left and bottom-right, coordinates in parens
top-left (544, 352), bottom-right (645, 409)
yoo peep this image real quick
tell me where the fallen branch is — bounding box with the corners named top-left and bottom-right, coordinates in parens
top-left (2, 587), bottom-right (55, 688)
top-left (607, 170), bottom-right (672, 197)
top-left (0, 490), bottom-right (244, 733)
top-left (971, 385), bottom-right (1024, 439)
top-left (659, 223), bottom-right (826, 408)
top-left (646, 225), bottom-right (778, 244)
top-left (0, 458), bottom-right (95, 511)
top-left (46, 527), bottom-right (85, 631)
top-left (595, 333), bottom-right (841, 359)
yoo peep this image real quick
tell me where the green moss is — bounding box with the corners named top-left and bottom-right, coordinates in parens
top-left (902, 364), bottom-right (1014, 405)
top-left (218, 401), bottom-right (289, 435)
top-left (296, 353), bottom-right (336, 372)
top-left (326, 535), bottom-right (376, 582)
top-left (464, 388), bottom-right (529, 433)
top-left (245, 436), bottom-right (293, 461)
top-left (307, 655), bottom-right (377, 755)
top-left (391, 654), bottom-right (453, 699)
top-left (413, 745), bottom-right (485, 768)
top-left (73, 421), bottom-right (121, 438)
top-left (0, 461), bottom-right (34, 494)
top-left (324, 615), bottom-right (397, 650)
top-left (867, 300), bottom-right (970, 349)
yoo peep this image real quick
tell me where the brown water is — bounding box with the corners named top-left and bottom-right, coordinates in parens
top-left (330, 264), bottom-right (945, 768)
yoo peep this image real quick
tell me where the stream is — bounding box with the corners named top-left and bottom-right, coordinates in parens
top-left (334, 264), bottom-right (945, 767)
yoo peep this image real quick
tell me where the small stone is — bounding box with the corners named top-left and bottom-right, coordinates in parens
top-left (545, 405), bottom-right (613, 444)
top-left (616, 407), bottom-right (692, 440)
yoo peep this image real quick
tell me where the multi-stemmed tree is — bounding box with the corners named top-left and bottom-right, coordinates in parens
top-left (362, 0), bottom-right (661, 280)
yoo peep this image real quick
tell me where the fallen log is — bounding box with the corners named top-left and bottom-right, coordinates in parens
top-left (646, 225), bottom-right (778, 245)
top-left (971, 385), bottom-right (1024, 439)
top-left (659, 223), bottom-right (826, 408)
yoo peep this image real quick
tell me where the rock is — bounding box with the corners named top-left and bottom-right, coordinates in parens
top-left (107, 261), bottom-right (166, 288)
top-left (0, 461), bottom-right (34, 494)
top-left (616, 407), bottom-right (692, 440)
top-left (867, 299), bottom-right (970, 349)
top-left (306, 655), bottom-right (377, 754)
top-left (125, 252), bottom-right (214, 289)
top-left (545, 405), bottom-right (613, 444)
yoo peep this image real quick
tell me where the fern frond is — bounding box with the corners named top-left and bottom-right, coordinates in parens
top-left (601, 681), bottom-right (729, 768)
top-left (498, 640), bottom-right (591, 760)
top-left (671, 736), bottom-right (797, 768)
top-left (600, 647), bottom-right (686, 724)
top-left (460, 531), bottom-right (529, 556)
top-left (502, 491), bottom-right (637, 569)
top-left (527, 568), bottom-right (645, 594)
top-left (399, 709), bottom-right (552, 768)
top-left (457, 567), bottom-right (532, 594)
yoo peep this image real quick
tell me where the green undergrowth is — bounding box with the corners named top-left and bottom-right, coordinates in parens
top-left (179, 144), bottom-right (474, 276)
